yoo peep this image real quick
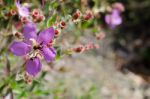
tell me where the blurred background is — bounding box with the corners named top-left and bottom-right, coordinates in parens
top-left (0, 0), bottom-right (150, 99)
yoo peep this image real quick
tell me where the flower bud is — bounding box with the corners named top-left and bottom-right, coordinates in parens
top-left (21, 17), bottom-right (29, 24)
top-left (96, 32), bottom-right (105, 40)
top-left (37, 15), bottom-right (45, 22)
top-left (32, 9), bottom-right (40, 18)
top-left (83, 10), bottom-right (93, 20)
top-left (72, 10), bottom-right (81, 20)
top-left (6, 9), bottom-right (17, 17)
top-left (94, 44), bottom-right (100, 49)
top-left (54, 29), bottom-right (61, 38)
top-left (15, 22), bottom-right (22, 30)
top-left (32, 9), bottom-right (45, 23)
top-left (73, 45), bottom-right (85, 53)
top-left (47, 39), bottom-right (55, 47)
top-left (85, 43), bottom-right (94, 50)
top-left (60, 21), bottom-right (66, 29)
top-left (24, 73), bottom-right (33, 85)
top-left (112, 2), bottom-right (125, 12)
top-left (10, 9), bottom-right (17, 16)
top-left (14, 32), bottom-right (22, 39)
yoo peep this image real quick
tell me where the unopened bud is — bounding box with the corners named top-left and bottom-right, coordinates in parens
top-left (47, 39), bottom-right (55, 47)
top-left (15, 32), bottom-right (22, 38)
top-left (112, 2), bottom-right (125, 12)
top-left (83, 10), bottom-right (93, 20)
top-left (6, 9), bottom-right (17, 17)
top-left (60, 21), bottom-right (66, 29)
top-left (10, 9), bottom-right (17, 16)
top-left (96, 32), bottom-right (105, 40)
top-left (86, 43), bottom-right (94, 50)
top-left (72, 10), bottom-right (81, 20)
top-left (73, 45), bottom-right (85, 53)
top-left (24, 73), bottom-right (33, 85)
top-left (32, 9), bottom-right (45, 23)
top-left (54, 29), bottom-right (61, 38)
top-left (21, 17), bottom-right (29, 24)
top-left (94, 44), bottom-right (100, 49)
top-left (32, 9), bottom-right (40, 18)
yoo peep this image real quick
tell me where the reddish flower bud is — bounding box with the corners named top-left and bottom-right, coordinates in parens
top-left (83, 10), bottom-right (93, 20)
top-left (24, 73), bottom-right (33, 85)
top-left (15, 22), bottom-right (23, 30)
top-left (6, 9), bottom-right (17, 17)
top-left (21, 17), bottom-right (29, 24)
top-left (34, 15), bottom-right (45, 23)
top-left (15, 32), bottom-right (22, 38)
top-left (32, 9), bottom-right (45, 23)
top-left (72, 10), bottom-right (81, 20)
top-left (47, 39), bottom-right (55, 47)
top-left (96, 32), bottom-right (105, 40)
top-left (32, 9), bottom-right (40, 18)
top-left (54, 29), bottom-right (61, 38)
top-left (73, 45), bottom-right (85, 53)
top-left (86, 43), bottom-right (94, 50)
top-left (10, 9), bottom-right (17, 16)
top-left (39, 15), bottom-right (45, 21)
top-left (60, 21), bottom-right (66, 29)
top-left (112, 2), bottom-right (125, 12)
top-left (94, 44), bottom-right (100, 49)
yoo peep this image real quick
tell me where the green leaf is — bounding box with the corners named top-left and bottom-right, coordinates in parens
top-left (5, 0), bottom-right (14, 6)
top-left (55, 46), bottom-right (62, 60)
top-left (47, 15), bottom-right (57, 27)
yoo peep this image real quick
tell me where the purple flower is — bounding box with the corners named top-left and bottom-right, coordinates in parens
top-left (26, 57), bottom-right (42, 76)
top-left (105, 9), bottom-right (122, 28)
top-left (10, 22), bottom-right (56, 76)
top-left (16, 0), bottom-right (29, 17)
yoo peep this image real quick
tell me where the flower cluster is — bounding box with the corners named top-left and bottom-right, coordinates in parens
top-left (72, 43), bottom-right (100, 53)
top-left (7, 0), bottom-right (115, 78)
top-left (10, 22), bottom-right (56, 76)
